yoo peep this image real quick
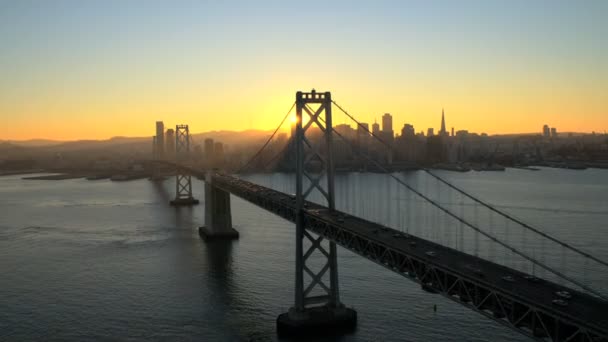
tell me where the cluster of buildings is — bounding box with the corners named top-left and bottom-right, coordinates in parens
top-left (148, 116), bottom-right (608, 173)
top-left (1, 117), bottom-right (606, 176)
top-left (543, 124), bottom-right (558, 138)
top-left (269, 110), bottom-right (608, 172)
top-left (314, 109), bottom-right (491, 170)
top-left (203, 137), bottom-right (225, 168)
top-left (153, 121), bottom-right (227, 168)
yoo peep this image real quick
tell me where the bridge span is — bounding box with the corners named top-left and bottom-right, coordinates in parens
top-left (151, 90), bottom-right (608, 341)
top-left (175, 169), bottom-right (606, 342)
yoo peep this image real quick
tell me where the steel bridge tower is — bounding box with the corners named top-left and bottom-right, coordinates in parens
top-left (170, 124), bottom-right (199, 206)
top-left (277, 90), bottom-right (357, 336)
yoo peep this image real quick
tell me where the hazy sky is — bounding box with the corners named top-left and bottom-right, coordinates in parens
top-left (1, 0), bottom-right (606, 140)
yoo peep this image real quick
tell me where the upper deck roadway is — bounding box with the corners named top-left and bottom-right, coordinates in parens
top-left (169, 162), bottom-right (608, 342)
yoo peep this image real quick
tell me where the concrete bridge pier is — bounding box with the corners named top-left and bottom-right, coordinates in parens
top-left (199, 172), bottom-right (239, 240)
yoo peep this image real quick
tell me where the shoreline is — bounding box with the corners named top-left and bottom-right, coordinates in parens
top-left (3, 164), bottom-right (607, 182)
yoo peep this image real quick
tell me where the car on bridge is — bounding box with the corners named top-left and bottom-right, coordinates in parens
top-left (464, 265), bottom-right (484, 278)
top-left (524, 275), bottom-right (541, 283)
top-left (552, 299), bottom-right (568, 307)
top-left (501, 275), bottom-right (515, 283)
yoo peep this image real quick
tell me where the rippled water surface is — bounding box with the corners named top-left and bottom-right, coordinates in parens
top-left (1, 168), bottom-right (607, 341)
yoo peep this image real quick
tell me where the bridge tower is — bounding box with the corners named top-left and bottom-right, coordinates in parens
top-left (170, 124), bottom-right (199, 206)
top-left (277, 90), bottom-right (357, 336)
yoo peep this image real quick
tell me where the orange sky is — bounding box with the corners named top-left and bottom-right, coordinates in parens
top-left (1, 1), bottom-right (606, 141)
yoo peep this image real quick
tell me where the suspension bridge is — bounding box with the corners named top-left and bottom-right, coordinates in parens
top-left (148, 90), bottom-right (608, 341)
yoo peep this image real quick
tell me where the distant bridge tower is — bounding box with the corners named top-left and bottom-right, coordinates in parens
top-left (277, 90), bottom-right (356, 335)
top-left (170, 124), bottom-right (199, 206)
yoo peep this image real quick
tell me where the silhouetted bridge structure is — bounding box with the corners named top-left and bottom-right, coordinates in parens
top-left (150, 90), bottom-right (608, 341)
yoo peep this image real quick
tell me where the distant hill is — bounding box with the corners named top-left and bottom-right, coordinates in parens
top-left (39, 136), bottom-right (149, 152)
top-left (0, 129), bottom-right (279, 160)
top-left (5, 129), bottom-right (276, 148)
top-left (0, 142), bottom-right (29, 159)
top-left (190, 129), bottom-right (276, 148)
top-left (5, 139), bottom-right (64, 147)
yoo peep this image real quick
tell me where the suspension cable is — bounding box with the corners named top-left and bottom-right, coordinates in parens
top-left (236, 102), bottom-right (295, 174)
top-left (425, 169), bottom-right (608, 269)
top-left (262, 137), bottom-right (293, 172)
top-left (329, 101), bottom-right (607, 300)
top-left (332, 99), bottom-right (608, 269)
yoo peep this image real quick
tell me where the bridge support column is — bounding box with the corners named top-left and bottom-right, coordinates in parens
top-left (199, 172), bottom-right (239, 240)
top-left (170, 124), bottom-right (199, 206)
top-left (277, 90), bottom-right (356, 337)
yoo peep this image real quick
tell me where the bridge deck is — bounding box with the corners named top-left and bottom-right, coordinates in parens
top-left (164, 161), bottom-right (607, 341)
top-left (208, 172), bottom-right (608, 341)
top-left (323, 208), bottom-right (608, 331)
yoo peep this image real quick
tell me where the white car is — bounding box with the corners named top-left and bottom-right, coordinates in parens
top-left (555, 291), bottom-right (572, 299)
top-left (425, 251), bottom-right (437, 257)
top-left (524, 275), bottom-right (541, 283)
top-left (501, 275), bottom-right (515, 283)
top-left (552, 299), bottom-right (568, 307)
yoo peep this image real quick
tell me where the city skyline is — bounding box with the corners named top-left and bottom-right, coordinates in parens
top-left (3, 107), bottom-right (586, 144)
top-left (2, 3), bottom-right (608, 342)
top-left (1, 1), bottom-right (607, 140)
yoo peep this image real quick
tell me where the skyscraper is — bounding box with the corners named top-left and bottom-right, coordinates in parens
top-left (152, 136), bottom-right (157, 158)
top-left (401, 124), bottom-right (415, 138)
top-left (357, 122), bottom-right (370, 136)
top-left (427, 128), bottom-right (434, 137)
top-left (543, 125), bottom-right (550, 137)
top-left (356, 122), bottom-right (370, 150)
top-left (551, 127), bottom-right (557, 137)
top-left (204, 138), bottom-right (214, 163)
top-left (155, 121), bottom-right (165, 159)
top-left (214, 142), bottom-right (224, 166)
top-left (382, 113), bottom-right (393, 133)
top-left (439, 109), bottom-right (447, 136)
top-left (165, 128), bottom-right (175, 157)
top-left (372, 120), bottom-right (380, 135)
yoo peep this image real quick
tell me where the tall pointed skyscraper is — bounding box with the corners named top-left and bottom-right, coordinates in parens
top-left (440, 108), bottom-right (447, 136)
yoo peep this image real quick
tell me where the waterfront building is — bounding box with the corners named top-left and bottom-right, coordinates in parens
top-left (382, 113), bottom-right (393, 134)
top-left (401, 124), bottom-right (415, 139)
top-left (372, 120), bottom-right (380, 135)
top-left (204, 138), bottom-right (214, 165)
top-left (165, 129), bottom-right (175, 157)
top-left (156, 121), bottom-right (165, 158)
